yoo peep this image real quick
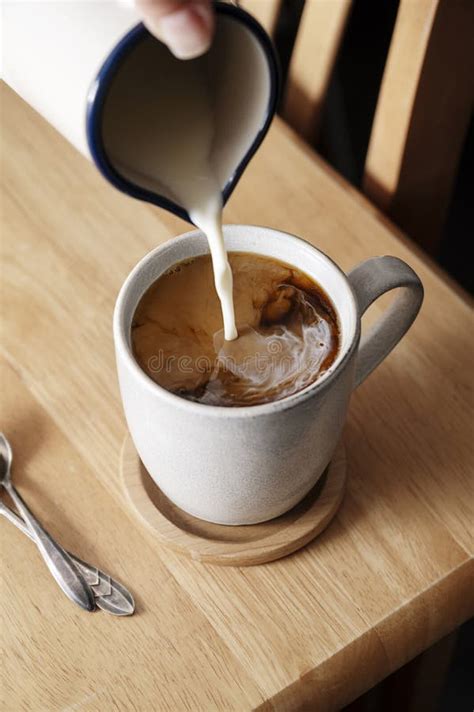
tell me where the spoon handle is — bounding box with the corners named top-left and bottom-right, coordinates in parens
top-left (3, 482), bottom-right (95, 611)
top-left (0, 502), bottom-right (135, 616)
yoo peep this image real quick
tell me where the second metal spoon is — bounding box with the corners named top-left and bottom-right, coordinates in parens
top-left (0, 433), bottom-right (95, 612)
top-left (0, 500), bottom-right (135, 616)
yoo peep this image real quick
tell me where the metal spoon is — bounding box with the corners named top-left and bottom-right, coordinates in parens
top-left (0, 433), bottom-right (95, 612)
top-left (0, 500), bottom-right (135, 616)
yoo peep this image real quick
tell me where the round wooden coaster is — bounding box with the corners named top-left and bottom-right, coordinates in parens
top-left (120, 437), bottom-right (346, 566)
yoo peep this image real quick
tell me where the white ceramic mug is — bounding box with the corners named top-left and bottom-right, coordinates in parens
top-left (114, 226), bottom-right (423, 525)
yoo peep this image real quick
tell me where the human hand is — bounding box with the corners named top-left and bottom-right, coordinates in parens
top-left (135, 0), bottom-right (214, 59)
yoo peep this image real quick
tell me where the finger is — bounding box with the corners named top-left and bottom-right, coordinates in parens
top-left (135, 0), bottom-right (214, 60)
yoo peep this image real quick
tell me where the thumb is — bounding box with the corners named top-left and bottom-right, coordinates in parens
top-left (135, 0), bottom-right (214, 60)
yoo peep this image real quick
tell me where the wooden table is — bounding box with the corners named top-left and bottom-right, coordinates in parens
top-left (1, 82), bottom-right (473, 711)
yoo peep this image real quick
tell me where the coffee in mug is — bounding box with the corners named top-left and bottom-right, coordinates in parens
top-left (131, 253), bottom-right (340, 407)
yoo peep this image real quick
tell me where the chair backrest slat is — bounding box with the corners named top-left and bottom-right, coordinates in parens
top-left (363, 0), bottom-right (474, 253)
top-left (239, 0), bottom-right (282, 38)
top-left (282, 0), bottom-right (353, 144)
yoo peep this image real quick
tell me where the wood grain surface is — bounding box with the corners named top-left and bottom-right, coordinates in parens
top-left (1, 82), bottom-right (473, 711)
top-left (121, 437), bottom-right (346, 566)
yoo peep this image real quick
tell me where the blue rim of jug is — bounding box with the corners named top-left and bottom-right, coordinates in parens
top-left (86, 1), bottom-right (280, 224)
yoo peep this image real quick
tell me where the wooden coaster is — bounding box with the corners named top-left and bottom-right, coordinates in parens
top-left (120, 437), bottom-right (346, 566)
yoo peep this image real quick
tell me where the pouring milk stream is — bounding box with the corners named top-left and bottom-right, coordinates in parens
top-left (104, 56), bottom-right (238, 339)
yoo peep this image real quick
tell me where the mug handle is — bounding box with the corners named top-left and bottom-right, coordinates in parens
top-left (347, 256), bottom-right (424, 388)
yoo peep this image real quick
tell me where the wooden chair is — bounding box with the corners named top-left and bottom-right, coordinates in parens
top-left (240, 0), bottom-right (474, 256)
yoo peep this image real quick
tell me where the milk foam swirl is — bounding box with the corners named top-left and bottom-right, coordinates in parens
top-left (196, 289), bottom-right (333, 405)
